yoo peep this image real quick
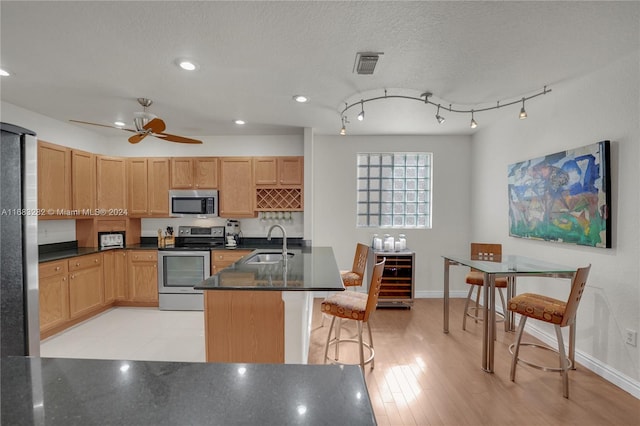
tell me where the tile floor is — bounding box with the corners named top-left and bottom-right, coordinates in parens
top-left (40, 307), bottom-right (206, 362)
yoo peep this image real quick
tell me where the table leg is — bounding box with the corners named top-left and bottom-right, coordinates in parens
top-left (506, 275), bottom-right (516, 331)
top-left (488, 274), bottom-right (496, 372)
top-left (481, 272), bottom-right (489, 371)
top-left (443, 259), bottom-right (450, 333)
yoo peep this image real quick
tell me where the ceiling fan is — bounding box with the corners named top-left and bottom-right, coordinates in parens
top-left (70, 98), bottom-right (202, 144)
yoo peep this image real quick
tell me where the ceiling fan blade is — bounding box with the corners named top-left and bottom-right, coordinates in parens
top-left (155, 133), bottom-right (203, 144)
top-left (143, 117), bottom-right (166, 134)
top-left (69, 119), bottom-right (136, 133)
top-left (128, 133), bottom-right (148, 144)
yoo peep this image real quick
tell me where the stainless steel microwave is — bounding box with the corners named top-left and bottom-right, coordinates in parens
top-left (169, 190), bottom-right (218, 217)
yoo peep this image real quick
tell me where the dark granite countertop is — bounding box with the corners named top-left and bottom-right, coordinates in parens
top-left (39, 239), bottom-right (309, 263)
top-left (1, 356), bottom-right (376, 426)
top-left (195, 246), bottom-right (344, 292)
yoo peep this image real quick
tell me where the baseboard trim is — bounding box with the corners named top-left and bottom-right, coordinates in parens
top-left (524, 322), bottom-right (640, 399)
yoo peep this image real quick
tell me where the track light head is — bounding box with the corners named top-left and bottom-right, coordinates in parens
top-left (470, 111), bottom-right (478, 129)
top-left (519, 98), bottom-right (527, 119)
top-left (340, 126), bottom-right (346, 136)
top-left (340, 116), bottom-right (348, 135)
top-left (357, 100), bottom-right (365, 121)
top-left (435, 105), bottom-right (445, 124)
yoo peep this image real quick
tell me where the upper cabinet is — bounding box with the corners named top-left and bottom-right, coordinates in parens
top-left (96, 156), bottom-right (127, 211)
top-left (253, 157), bottom-right (304, 211)
top-left (38, 140), bottom-right (71, 214)
top-left (253, 157), bottom-right (303, 187)
top-left (219, 157), bottom-right (255, 218)
top-left (170, 157), bottom-right (218, 189)
top-left (128, 157), bottom-right (170, 216)
top-left (71, 150), bottom-right (96, 211)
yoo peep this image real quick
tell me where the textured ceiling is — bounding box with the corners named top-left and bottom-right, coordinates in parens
top-left (1, 1), bottom-right (638, 139)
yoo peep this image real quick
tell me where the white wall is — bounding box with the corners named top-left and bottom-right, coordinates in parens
top-left (470, 51), bottom-right (640, 388)
top-left (311, 135), bottom-right (472, 295)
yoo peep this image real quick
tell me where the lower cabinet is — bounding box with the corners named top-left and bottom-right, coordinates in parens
top-left (68, 253), bottom-right (104, 319)
top-left (211, 249), bottom-right (252, 275)
top-left (39, 260), bottom-right (69, 335)
top-left (103, 250), bottom-right (127, 303)
top-left (127, 250), bottom-right (158, 303)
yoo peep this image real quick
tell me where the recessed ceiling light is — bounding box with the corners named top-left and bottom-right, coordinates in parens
top-left (293, 95), bottom-right (308, 103)
top-left (234, 119), bottom-right (246, 125)
top-left (114, 121), bottom-right (126, 127)
top-left (0, 69), bottom-right (10, 77)
top-left (175, 59), bottom-right (198, 71)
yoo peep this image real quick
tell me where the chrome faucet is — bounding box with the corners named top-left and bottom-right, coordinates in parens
top-left (267, 224), bottom-right (287, 257)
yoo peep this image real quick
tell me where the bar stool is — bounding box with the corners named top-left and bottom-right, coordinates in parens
top-left (463, 243), bottom-right (509, 332)
top-left (321, 258), bottom-right (385, 372)
top-left (341, 243), bottom-right (369, 288)
top-left (508, 265), bottom-right (591, 398)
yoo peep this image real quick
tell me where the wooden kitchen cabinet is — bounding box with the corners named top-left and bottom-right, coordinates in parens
top-left (127, 158), bottom-right (148, 216)
top-left (103, 249), bottom-right (127, 304)
top-left (171, 157), bottom-right (218, 189)
top-left (253, 156), bottom-right (303, 186)
top-left (253, 157), bottom-right (303, 211)
top-left (219, 158), bottom-right (256, 218)
top-left (39, 260), bottom-right (69, 335)
top-left (68, 253), bottom-right (104, 319)
top-left (37, 140), bottom-right (71, 215)
top-left (148, 158), bottom-right (170, 215)
top-left (97, 155), bottom-right (127, 211)
top-left (128, 157), bottom-right (170, 216)
top-left (211, 249), bottom-right (252, 275)
top-left (71, 149), bottom-right (96, 212)
top-left (127, 250), bottom-right (158, 304)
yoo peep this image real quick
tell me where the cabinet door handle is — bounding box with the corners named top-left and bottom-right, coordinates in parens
top-left (94, 259), bottom-right (98, 263)
top-left (70, 274), bottom-right (75, 279)
top-left (75, 262), bottom-right (80, 266)
top-left (62, 277), bottom-right (66, 281)
top-left (55, 266), bottom-right (61, 271)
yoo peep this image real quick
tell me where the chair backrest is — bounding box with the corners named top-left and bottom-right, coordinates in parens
top-left (470, 243), bottom-right (502, 260)
top-left (363, 258), bottom-right (386, 322)
top-left (351, 243), bottom-right (370, 277)
top-left (561, 264), bottom-right (591, 327)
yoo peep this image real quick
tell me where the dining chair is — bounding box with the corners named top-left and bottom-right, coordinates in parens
top-left (508, 264), bottom-right (591, 398)
top-left (462, 243), bottom-right (509, 331)
top-left (321, 258), bottom-right (385, 372)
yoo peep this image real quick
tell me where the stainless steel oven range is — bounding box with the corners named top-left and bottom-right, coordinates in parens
top-left (157, 226), bottom-right (224, 311)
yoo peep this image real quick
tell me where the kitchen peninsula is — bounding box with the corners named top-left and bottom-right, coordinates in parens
top-left (195, 246), bottom-right (343, 364)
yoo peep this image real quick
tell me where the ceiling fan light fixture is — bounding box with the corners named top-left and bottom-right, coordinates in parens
top-left (114, 121), bottom-right (126, 127)
top-left (293, 95), bottom-right (308, 103)
top-left (0, 68), bottom-right (10, 77)
top-left (234, 119), bottom-right (246, 125)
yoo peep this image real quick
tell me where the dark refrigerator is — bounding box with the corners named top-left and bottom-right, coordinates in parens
top-left (0, 122), bottom-right (40, 357)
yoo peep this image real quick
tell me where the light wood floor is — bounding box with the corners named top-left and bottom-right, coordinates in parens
top-left (307, 298), bottom-right (640, 426)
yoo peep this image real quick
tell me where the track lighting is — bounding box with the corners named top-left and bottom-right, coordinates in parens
top-left (519, 98), bottom-right (527, 119)
top-left (435, 104), bottom-right (445, 124)
top-left (340, 116), bottom-right (348, 135)
top-left (357, 100), bottom-right (365, 121)
top-left (338, 86), bottom-right (551, 133)
top-left (470, 111), bottom-right (478, 129)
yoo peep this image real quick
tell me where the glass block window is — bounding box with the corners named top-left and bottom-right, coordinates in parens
top-left (357, 152), bottom-right (432, 229)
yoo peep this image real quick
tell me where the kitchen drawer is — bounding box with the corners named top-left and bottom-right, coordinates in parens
top-left (212, 250), bottom-right (251, 264)
top-left (68, 253), bottom-right (102, 272)
top-left (39, 260), bottom-right (68, 278)
top-left (129, 250), bottom-right (157, 262)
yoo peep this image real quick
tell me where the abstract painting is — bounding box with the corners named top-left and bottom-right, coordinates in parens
top-left (508, 141), bottom-right (611, 248)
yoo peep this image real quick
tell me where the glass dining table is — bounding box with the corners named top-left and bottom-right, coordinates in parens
top-left (442, 254), bottom-right (576, 373)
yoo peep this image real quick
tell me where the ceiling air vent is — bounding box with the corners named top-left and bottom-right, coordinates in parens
top-left (353, 52), bottom-right (383, 75)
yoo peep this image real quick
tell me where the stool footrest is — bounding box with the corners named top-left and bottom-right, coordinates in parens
top-left (325, 338), bottom-right (375, 366)
top-left (509, 342), bottom-right (572, 372)
top-left (466, 306), bottom-right (505, 323)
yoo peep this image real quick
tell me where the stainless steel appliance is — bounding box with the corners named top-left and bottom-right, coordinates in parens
top-left (169, 190), bottom-right (218, 217)
top-left (98, 231), bottom-right (125, 250)
top-left (225, 219), bottom-right (242, 247)
top-left (158, 226), bottom-right (224, 311)
top-left (0, 123), bottom-right (39, 356)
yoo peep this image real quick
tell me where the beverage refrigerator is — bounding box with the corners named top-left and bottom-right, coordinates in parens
top-left (0, 123), bottom-right (40, 357)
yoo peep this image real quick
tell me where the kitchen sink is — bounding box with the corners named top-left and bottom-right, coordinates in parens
top-left (242, 252), bottom-right (294, 265)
